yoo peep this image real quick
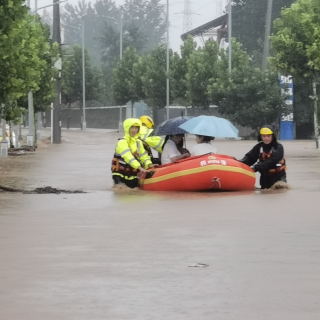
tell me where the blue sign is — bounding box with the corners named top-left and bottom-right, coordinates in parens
top-left (279, 75), bottom-right (294, 140)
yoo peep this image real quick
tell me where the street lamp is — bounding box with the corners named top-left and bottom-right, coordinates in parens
top-left (79, 13), bottom-right (88, 130)
top-left (166, 0), bottom-right (170, 120)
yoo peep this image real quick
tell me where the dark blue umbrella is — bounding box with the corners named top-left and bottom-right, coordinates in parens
top-left (150, 116), bottom-right (194, 136)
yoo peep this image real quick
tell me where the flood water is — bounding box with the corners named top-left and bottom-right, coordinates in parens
top-left (1, 129), bottom-right (320, 320)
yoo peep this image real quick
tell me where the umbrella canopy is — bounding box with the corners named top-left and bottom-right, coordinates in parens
top-left (178, 115), bottom-right (239, 138)
top-left (150, 116), bottom-right (194, 136)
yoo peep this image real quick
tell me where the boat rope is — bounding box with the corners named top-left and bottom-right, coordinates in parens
top-left (210, 177), bottom-right (221, 189)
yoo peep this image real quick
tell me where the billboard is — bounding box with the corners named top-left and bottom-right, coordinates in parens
top-left (279, 75), bottom-right (294, 140)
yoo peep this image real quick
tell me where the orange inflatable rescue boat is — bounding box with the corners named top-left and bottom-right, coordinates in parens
top-left (139, 154), bottom-right (256, 192)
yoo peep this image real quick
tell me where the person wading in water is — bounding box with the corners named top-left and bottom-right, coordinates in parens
top-left (239, 125), bottom-right (287, 189)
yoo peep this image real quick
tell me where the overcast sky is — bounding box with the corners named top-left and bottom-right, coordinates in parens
top-left (33, 0), bottom-right (228, 53)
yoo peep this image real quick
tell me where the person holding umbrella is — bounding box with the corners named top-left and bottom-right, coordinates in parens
top-left (239, 125), bottom-right (287, 189)
top-left (161, 134), bottom-right (190, 165)
top-left (149, 115), bottom-right (194, 165)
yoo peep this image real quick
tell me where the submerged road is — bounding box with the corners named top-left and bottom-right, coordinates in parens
top-left (1, 129), bottom-right (320, 320)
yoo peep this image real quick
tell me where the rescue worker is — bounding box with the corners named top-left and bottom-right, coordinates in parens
top-left (139, 115), bottom-right (164, 165)
top-left (111, 118), bottom-right (157, 189)
top-left (239, 125), bottom-right (287, 189)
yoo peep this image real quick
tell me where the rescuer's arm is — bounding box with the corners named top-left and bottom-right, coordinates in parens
top-left (239, 144), bottom-right (260, 167)
top-left (137, 142), bottom-right (153, 169)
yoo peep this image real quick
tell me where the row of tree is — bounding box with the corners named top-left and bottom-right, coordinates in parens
top-left (111, 36), bottom-right (287, 130)
top-left (0, 0), bottom-right (58, 123)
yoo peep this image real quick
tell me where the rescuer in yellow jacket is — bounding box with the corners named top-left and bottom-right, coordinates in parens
top-left (112, 118), bottom-right (156, 189)
top-left (139, 115), bottom-right (164, 165)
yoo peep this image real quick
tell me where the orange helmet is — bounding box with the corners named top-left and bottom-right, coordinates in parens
top-left (140, 115), bottom-right (154, 129)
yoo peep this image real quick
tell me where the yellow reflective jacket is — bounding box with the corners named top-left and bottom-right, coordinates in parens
top-left (139, 125), bottom-right (164, 153)
top-left (112, 119), bottom-right (152, 179)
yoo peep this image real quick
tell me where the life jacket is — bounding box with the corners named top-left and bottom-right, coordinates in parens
top-left (259, 146), bottom-right (287, 174)
top-left (111, 139), bottom-right (139, 179)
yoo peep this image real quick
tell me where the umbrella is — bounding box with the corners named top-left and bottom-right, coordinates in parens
top-left (150, 116), bottom-right (194, 136)
top-left (178, 115), bottom-right (239, 138)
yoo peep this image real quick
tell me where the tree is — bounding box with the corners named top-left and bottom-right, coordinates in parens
top-left (61, 0), bottom-right (118, 66)
top-left (100, 22), bottom-right (147, 70)
top-left (206, 40), bottom-right (286, 131)
top-left (270, 0), bottom-right (320, 139)
top-left (122, 0), bottom-right (166, 53)
top-left (210, 67), bottom-right (286, 131)
top-left (62, 45), bottom-right (105, 109)
top-left (111, 47), bottom-right (140, 106)
top-left (171, 36), bottom-right (197, 106)
top-left (232, 0), bottom-right (296, 65)
top-left (185, 40), bottom-right (221, 111)
top-left (0, 3), bottom-right (55, 121)
top-left (139, 45), bottom-right (173, 109)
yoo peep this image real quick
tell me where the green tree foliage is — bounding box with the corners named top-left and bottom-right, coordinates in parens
top-left (18, 24), bottom-right (59, 115)
top-left (140, 45), bottom-right (173, 109)
top-left (122, 0), bottom-right (166, 53)
top-left (210, 67), bottom-right (286, 130)
top-left (270, 0), bottom-right (320, 137)
top-left (207, 41), bottom-right (286, 130)
top-left (61, 0), bottom-right (119, 66)
top-left (131, 56), bottom-right (147, 102)
top-left (0, 1), bottom-right (57, 122)
top-left (62, 45), bottom-right (105, 109)
top-left (270, 0), bottom-right (320, 78)
top-left (232, 0), bottom-right (295, 65)
top-left (111, 47), bottom-right (140, 105)
top-left (61, 0), bottom-right (165, 67)
top-left (171, 36), bottom-right (197, 106)
top-left (185, 40), bottom-right (221, 110)
top-left (100, 22), bottom-right (147, 70)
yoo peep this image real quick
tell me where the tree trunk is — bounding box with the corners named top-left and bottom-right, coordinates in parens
top-left (9, 122), bottom-right (14, 148)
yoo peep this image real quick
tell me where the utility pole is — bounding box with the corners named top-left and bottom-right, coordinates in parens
top-left (262, 0), bottom-right (273, 70)
top-left (119, 7), bottom-right (123, 132)
top-left (27, 92), bottom-right (34, 146)
top-left (52, 0), bottom-right (61, 143)
top-left (312, 81), bottom-right (319, 145)
top-left (79, 13), bottom-right (87, 131)
top-left (228, 0), bottom-right (232, 74)
top-left (25, 0), bottom-right (34, 146)
top-left (166, 0), bottom-right (170, 120)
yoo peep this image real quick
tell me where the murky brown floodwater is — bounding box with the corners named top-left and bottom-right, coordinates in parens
top-left (1, 129), bottom-right (320, 320)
